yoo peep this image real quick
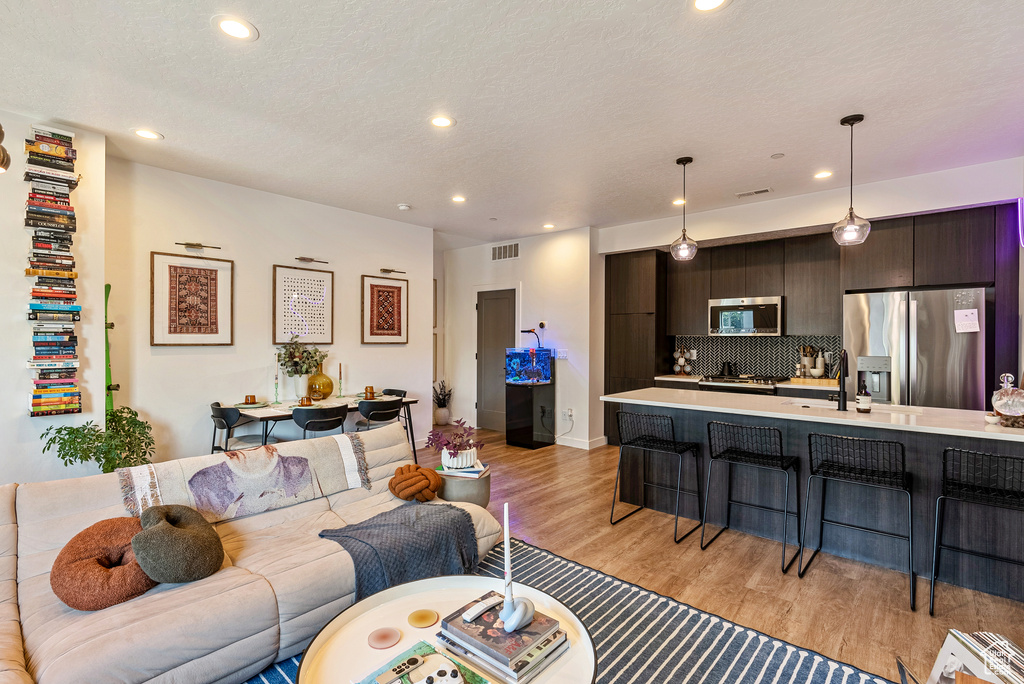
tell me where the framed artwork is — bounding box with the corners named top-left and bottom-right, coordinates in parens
top-left (151, 251), bottom-right (234, 346)
top-left (361, 275), bottom-right (408, 344)
top-left (433, 333), bottom-right (438, 382)
top-left (273, 265), bottom-right (334, 345)
top-left (433, 278), bottom-right (438, 329)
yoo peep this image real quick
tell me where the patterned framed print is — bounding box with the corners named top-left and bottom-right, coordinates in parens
top-left (273, 265), bottom-right (334, 345)
top-left (361, 275), bottom-right (408, 344)
top-left (151, 252), bottom-right (234, 346)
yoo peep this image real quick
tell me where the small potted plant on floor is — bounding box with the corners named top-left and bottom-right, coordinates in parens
top-left (425, 418), bottom-right (484, 469)
top-left (277, 335), bottom-right (329, 399)
top-left (41, 406), bottom-right (156, 474)
top-left (433, 380), bottom-right (453, 425)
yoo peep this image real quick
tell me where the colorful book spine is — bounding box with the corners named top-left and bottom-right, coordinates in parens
top-left (25, 124), bottom-right (84, 417)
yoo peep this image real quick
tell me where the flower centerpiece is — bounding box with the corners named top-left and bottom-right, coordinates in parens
top-left (276, 335), bottom-right (329, 399)
top-left (432, 380), bottom-right (453, 425)
top-left (425, 418), bottom-right (484, 469)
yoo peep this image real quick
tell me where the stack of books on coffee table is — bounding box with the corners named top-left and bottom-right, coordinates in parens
top-left (438, 591), bottom-right (569, 683)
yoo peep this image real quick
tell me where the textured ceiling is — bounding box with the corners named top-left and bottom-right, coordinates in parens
top-left (1, 0), bottom-right (1023, 242)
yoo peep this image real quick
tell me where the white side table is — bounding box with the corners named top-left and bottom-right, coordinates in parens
top-left (298, 575), bottom-right (595, 683)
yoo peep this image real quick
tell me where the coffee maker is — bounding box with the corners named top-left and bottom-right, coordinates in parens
top-left (857, 356), bottom-right (893, 404)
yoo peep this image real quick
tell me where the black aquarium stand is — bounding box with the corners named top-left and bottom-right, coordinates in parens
top-left (505, 381), bottom-right (556, 449)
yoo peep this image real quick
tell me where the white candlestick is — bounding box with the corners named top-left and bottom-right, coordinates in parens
top-left (503, 502), bottom-right (513, 601)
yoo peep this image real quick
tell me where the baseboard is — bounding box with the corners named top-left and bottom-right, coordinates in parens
top-left (586, 436), bottom-right (608, 450)
top-left (554, 435), bottom-right (599, 450)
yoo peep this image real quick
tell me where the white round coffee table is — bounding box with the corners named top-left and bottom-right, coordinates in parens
top-left (298, 575), bottom-right (596, 683)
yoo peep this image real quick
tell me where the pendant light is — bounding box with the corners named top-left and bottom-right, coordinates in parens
top-left (832, 114), bottom-right (870, 246)
top-left (670, 156), bottom-right (698, 261)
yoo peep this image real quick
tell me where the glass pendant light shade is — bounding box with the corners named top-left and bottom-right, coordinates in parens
top-left (670, 233), bottom-right (698, 260)
top-left (833, 114), bottom-right (870, 247)
top-left (671, 156), bottom-right (697, 261)
top-left (832, 208), bottom-right (870, 246)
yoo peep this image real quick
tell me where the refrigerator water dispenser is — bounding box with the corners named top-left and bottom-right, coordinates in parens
top-left (857, 356), bottom-right (893, 403)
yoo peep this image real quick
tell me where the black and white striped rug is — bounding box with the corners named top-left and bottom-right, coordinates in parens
top-left (250, 539), bottom-right (892, 684)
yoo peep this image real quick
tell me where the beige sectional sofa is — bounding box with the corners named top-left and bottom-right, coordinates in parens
top-left (0, 423), bottom-right (501, 684)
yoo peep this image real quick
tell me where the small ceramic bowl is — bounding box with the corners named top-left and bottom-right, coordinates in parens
top-left (984, 412), bottom-right (1001, 425)
top-left (809, 368), bottom-right (825, 378)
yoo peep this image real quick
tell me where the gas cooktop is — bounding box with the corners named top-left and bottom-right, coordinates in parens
top-left (700, 375), bottom-right (787, 386)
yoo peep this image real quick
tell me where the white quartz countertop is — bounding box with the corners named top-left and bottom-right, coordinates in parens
top-left (654, 375), bottom-right (702, 382)
top-left (775, 382), bottom-right (840, 392)
top-left (601, 387), bottom-right (1024, 443)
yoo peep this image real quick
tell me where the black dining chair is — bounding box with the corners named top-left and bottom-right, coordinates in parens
top-left (292, 405), bottom-right (349, 439)
top-left (355, 398), bottom-right (404, 432)
top-left (210, 402), bottom-right (272, 452)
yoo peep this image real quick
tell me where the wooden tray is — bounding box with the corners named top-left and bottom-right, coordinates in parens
top-left (787, 377), bottom-right (839, 386)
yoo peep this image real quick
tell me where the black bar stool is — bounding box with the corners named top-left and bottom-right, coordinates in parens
top-left (610, 411), bottom-right (702, 543)
top-left (800, 433), bottom-right (915, 610)
top-left (930, 447), bottom-right (1024, 615)
top-left (700, 421), bottom-right (801, 573)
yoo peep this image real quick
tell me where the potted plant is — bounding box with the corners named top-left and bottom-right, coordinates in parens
top-left (425, 418), bottom-right (484, 469)
top-left (40, 406), bottom-right (156, 474)
top-left (276, 335), bottom-right (329, 399)
top-left (433, 380), bottom-right (453, 425)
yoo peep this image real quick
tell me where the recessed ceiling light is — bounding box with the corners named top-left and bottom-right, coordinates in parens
top-left (770, 153), bottom-right (785, 160)
top-left (133, 129), bottom-right (164, 140)
top-left (695, 0), bottom-right (730, 11)
top-left (212, 15), bottom-right (259, 41)
top-left (543, 224), bottom-right (555, 229)
top-left (815, 171), bottom-right (833, 179)
top-left (431, 116), bottom-right (455, 128)
top-left (452, 196), bottom-right (466, 203)
top-left (673, 199), bottom-right (686, 205)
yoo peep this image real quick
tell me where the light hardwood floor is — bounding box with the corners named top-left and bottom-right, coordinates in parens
top-left (422, 426), bottom-right (1024, 682)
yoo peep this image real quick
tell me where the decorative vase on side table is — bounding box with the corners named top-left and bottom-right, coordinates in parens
top-left (308, 364), bottom-right (334, 400)
top-left (441, 446), bottom-right (476, 469)
top-left (433, 407), bottom-right (451, 426)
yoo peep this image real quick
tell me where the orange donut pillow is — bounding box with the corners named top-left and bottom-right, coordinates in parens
top-left (50, 517), bottom-right (158, 611)
top-left (388, 464), bottom-right (442, 502)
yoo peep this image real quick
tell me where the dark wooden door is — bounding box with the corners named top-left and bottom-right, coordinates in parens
top-left (476, 289), bottom-right (516, 431)
top-left (666, 248), bottom-right (711, 335)
top-left (710, 244), bottom-right (746, 299)
top-left (914, 207), bottom-right (996, 287)
top-left (784, 233), bottom-right (842, 336)
top-left (840, 217), bottom-right (914, 292)
top-left (606, 251), bottom-right (658, 314)
top-left (745, 240), bottom-right (785, 298)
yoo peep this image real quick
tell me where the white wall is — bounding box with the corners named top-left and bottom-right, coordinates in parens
top-left (433, 244), bottom-right (445, 391)
top-left (0, 109), bottom-right (107, 484)
top-left (598, 157), bottom-right (1024, 253)
top-left (444, 227), bottom-right (599, 449)
top-left (105, 159), bottom-right (435, 462)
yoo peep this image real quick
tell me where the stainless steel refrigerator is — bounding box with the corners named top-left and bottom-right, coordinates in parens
top-left (842, 288), bottom-right (988, 410)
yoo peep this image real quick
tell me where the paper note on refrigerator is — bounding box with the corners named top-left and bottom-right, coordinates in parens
top-left (954, 309), bottom-right (980, 333)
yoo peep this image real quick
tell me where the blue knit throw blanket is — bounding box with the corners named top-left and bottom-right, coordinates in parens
top-left (319, 502), bottom-right (479, 600)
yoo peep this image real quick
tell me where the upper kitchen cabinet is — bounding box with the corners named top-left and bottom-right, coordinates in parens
top-left (914, 207), bottom-right (995, 287)
top-left (606, 250), bottom-right (661, 314)
top-left (745, 239), bottom-right (785, 297)
top-left (784, 233), bottom-right (841, 336)
top-left (666, 247), bottom-right (711, 335)
top-left (710, 244), bottom-right (746, 299)
top-left (840, 217), bottom-right (914, 292)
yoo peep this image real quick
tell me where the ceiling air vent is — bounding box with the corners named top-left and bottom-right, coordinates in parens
top-left (735, 187), bottom-right (773, 199)
top-left (491, 243), bottom-right (520, 261)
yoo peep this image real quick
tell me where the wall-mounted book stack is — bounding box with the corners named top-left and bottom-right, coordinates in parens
top-left (24, 124), bottom-right (82, 417)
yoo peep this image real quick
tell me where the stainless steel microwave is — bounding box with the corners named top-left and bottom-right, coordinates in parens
top-left (708, 296), bottom-right (783, 336)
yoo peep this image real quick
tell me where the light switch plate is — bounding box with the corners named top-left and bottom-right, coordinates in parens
top-left (557, 349), bottom-right (569, 359)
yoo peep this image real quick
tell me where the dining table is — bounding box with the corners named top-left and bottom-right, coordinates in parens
top-left (235, 395), bottom-right (419, 462)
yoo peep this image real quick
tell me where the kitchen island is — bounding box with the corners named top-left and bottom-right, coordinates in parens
top-left (601, 387), bottom-right (1024, 601)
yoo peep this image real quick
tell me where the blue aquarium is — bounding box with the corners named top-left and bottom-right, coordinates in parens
top-left (505, 347), bottom-right (553, 385)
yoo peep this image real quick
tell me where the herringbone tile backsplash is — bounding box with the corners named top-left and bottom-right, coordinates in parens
top-left (676, 335), bottom-right (842, 378)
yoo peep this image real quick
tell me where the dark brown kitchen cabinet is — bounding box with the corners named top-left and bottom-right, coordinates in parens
top-left (606, 250), bottom-right (659, 314)
top-left (840, 217), bottom-right (914, 292)
top-left (745, 239), bottom-right (785, 297)
top-left (605, 250), bottom-right (673, 443)
top-left (666, 247), bottom-right (711, 335)
top-left (607, 314), bottom-right (658, 379)
top-left (784, 233), bottom-right (841, 336)
top-left (710, 244), bottom-right (746, 299)
top-left (914, 207), bottom-right (995, 287)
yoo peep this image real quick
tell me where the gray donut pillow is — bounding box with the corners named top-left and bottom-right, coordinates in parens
top-left (131, 505), bottom-right (224, 583)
